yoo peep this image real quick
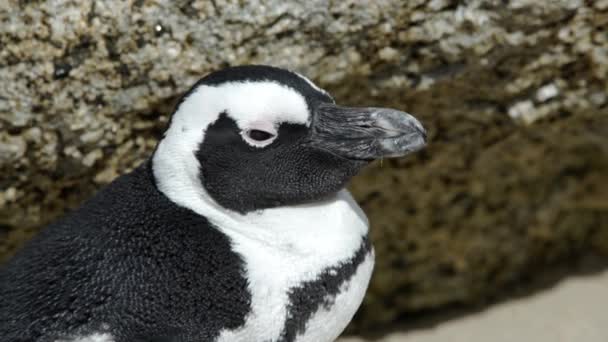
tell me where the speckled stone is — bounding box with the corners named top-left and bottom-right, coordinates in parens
top-left (1, 0), bottom-right (607, 333)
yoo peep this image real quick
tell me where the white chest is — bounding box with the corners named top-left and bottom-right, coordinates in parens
top-left (286, 250), bottom-right (375, 342)
top-left (215, 190), bottom-right (374, 342)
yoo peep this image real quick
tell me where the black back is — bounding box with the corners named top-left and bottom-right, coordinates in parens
top-left (0, 162), bottom-right (250, 342)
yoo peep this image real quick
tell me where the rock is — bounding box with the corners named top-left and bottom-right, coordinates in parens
top-left (1, 0), bottom-right (607, 333)
top-left (0, 133), bottom-right (26, 164)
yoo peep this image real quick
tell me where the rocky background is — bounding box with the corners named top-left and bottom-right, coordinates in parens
top-left (1, 0), bottom-right (607, 334)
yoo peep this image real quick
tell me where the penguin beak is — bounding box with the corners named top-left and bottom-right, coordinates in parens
top-left (308, 103), bottom-right (427, 160)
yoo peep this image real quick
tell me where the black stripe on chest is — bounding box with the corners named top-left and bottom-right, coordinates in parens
top-left (278, 236), bottom-right (372, 342)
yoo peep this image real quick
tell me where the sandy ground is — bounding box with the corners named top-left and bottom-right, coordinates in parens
top-left (340, 269), bottom-right (608, 342)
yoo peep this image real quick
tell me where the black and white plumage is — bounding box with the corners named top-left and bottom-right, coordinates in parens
top-left (0, 65), bottom-right (426, 342)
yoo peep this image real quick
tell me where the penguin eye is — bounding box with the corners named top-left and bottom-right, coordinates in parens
top-left (247, 129), bottom-right (275, 141)
top-left (241, 127), bottom-right (278, 148)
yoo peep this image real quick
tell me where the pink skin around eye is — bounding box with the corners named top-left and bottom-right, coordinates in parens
top-left (246, 120), bottom-right (276, 135)
top-left (240, 119), bottom-right (278, 147)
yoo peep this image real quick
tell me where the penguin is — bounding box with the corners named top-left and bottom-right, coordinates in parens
top-left (0, 65), bottom-right (426, 342)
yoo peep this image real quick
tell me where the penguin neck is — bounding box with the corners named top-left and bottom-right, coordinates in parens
top-left (151, 143), bottom-right (369, 259)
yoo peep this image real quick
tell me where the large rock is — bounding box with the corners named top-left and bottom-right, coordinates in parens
top-left (1, 0), bottom-right (607, 332)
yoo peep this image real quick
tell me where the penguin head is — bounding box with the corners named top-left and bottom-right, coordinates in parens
top-left (153, 65), bottom-right (426, 214)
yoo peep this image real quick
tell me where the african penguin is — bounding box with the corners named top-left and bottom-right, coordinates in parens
top-left (0, 65), bottom-right (427, 342)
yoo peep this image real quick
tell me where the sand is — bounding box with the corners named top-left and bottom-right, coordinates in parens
top-left (340, 269), bottom-right (608, 342)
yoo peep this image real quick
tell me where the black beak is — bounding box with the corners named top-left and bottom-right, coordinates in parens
top-left (308, 103), bottom-right (427, 160)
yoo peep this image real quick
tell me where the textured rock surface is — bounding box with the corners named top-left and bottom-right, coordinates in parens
top-left (1, 0), bottom-right (607, 332)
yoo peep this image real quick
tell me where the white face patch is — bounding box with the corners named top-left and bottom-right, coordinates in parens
top-left (153, 80), bottom-right (312, 212)
top-left (162, 80), bottom-right (311, 169)
top-left (174, 80), bottom-right (310, 138)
